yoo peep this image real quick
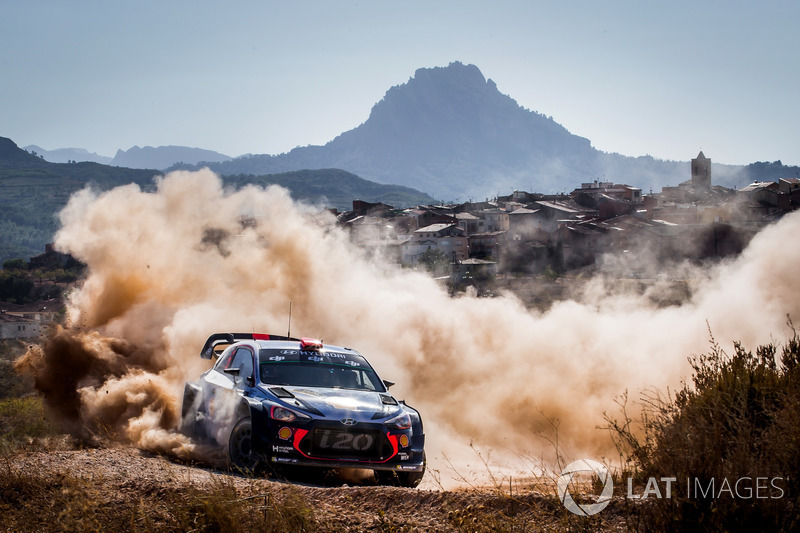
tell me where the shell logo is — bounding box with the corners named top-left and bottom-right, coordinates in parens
top-left (398, 434), bottom-right (410, 448)
top-left (278, 426), bottom-right (293, 440)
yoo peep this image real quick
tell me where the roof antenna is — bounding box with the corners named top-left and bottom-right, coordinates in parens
top-left (287, 301), bottom-right (293, 338)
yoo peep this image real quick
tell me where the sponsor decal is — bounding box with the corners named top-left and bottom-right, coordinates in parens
top-left (278, 426), bottom-right (293, 440)
top-left (315, 430), bottom-right (375, 451)
top-left (272, 445), bottom-right (294, 454)
top-left (398, 434), bottom-right (410, 448)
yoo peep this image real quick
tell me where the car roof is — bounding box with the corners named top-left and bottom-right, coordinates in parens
top-left (253, 338), bottom-right (360, 355)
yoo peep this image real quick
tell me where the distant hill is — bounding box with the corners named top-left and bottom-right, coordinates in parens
top-left (24, 145), bottom-right (113, 165)
top-left (0, 137), bottom-right (433, 262)
top-left (25, 143), bottom-right (234, 170)
top-left (193, 62), bottom-right (797, 199)
top-left (223, 169), bottom-right (434, 209)
top-left (111, 145), bottom-right (233, 170)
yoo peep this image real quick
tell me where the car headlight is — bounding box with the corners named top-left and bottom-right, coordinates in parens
top-left (270, 405), bottom-right (309, 422)
top-left (384, 412), bottom-right (411, 430)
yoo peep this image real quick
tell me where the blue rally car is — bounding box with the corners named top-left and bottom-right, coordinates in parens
top-left (180, 333), bottom-right (426, 487)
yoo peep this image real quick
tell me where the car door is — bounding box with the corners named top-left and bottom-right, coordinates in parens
top-left (228, 346), bottom-right (254, 387)
top-left (200, 345), bottom-right (254, 441)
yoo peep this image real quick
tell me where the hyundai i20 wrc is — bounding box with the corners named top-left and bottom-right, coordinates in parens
top-left (179, 333), bottom-right (426, 487)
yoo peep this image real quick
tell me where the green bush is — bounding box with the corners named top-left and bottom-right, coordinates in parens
top-left (0, 340), bottom-right (31, 399)
top-left (607, 327), bottom-right (800, 531)
top-left (1, 258), bottom-right (27, 271)
top-left (419, 248), bottom-right (452, 276)
top-left (0, 270), bottom-right (34, 303)
top-left (0, 396), bottom-right (57, 446)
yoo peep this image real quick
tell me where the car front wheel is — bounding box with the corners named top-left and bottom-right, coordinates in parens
top-left (228, 417), bottom-right (260, 474)
top-left (375, 452), bottom-right (426, 488)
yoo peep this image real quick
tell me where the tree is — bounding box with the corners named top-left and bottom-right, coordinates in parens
top-left (418, 248), bottom-right (450, 275)
top-left (0, 271), bottom-right (34, 303)
top-left (2, 258), bottom-right (27, 271)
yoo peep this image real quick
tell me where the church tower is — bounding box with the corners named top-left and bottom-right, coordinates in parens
top-left (691, 151), bottom-right (711, 189)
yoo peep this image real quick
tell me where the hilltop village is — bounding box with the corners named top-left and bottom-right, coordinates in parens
top-left (335, 152), bottom-right (800, 290)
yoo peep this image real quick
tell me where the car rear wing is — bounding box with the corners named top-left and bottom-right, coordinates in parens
top-left (200, 332), bottom-right (299, 359)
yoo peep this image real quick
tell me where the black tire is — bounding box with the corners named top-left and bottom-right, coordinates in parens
top-left (376, 452), bottom-right (426, 488)
top-left (228, 418), bottom-right (260, 474)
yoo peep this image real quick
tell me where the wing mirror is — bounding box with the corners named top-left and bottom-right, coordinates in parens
top-left (383, 379), bottom-right (395, 389)
top-left (224, 367), bottom-right (255, 387)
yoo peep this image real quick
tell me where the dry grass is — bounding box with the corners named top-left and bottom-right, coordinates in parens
top-left (0, 459), bottom-right (317, 532)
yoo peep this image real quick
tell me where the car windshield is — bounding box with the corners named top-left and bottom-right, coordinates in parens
top-left (259, 361), bottom-right (384, 391)
top-left (258, 348), bottom-right (386, 391)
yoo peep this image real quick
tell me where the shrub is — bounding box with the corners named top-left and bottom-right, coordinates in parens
top-left (0, 396), bottom-right (56, 443)
top-left (0, 270), bottom-right (34, 303)
top-left (2, 258), bottom-right (27, 271)
top-left (607, 327), bottom-right (800, 531)
top-left (419, 248), bottom-right (452, 276)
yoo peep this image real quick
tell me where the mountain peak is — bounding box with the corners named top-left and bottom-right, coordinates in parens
top-left (199, 62), bottom-right (600, 199)
top-left (366, 61), bottom-right (515, 131)
top-left (412, 61), bottom-right (487, 86)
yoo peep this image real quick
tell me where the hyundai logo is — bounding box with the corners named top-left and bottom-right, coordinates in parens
top-left (341, 418), bottom-right (357, 426)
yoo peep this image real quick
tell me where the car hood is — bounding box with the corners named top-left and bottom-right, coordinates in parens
top-left (278, 386), bottom-right (400, 421)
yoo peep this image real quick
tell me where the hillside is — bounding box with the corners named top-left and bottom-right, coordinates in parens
top-left (223, 168), bottom-right (434, 209)
top-left (0, 137), bottom-right (161, 261)
top-left (0, 138), bottom-right (433, 262)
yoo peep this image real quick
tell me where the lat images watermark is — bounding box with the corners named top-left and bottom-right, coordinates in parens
top-left (558, 459), bottom-right (786, 516)
top-left (557, 459), bottom-right (614, 516)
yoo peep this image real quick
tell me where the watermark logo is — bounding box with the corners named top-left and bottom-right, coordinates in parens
top-left (557, 459), bottom-right (614, 516)
top-left (557, 458), bottom-right (786, 516)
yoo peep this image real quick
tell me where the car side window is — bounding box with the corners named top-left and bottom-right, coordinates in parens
top-left (214, 347), bottom-right (234, 370)
top-left (358, 369), bottom-right (378, 391)
top-left (229, 347), bottom-right (254, 380)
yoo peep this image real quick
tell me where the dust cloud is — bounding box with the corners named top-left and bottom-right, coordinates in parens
top-left (16, 169), bottom-right (800, 483)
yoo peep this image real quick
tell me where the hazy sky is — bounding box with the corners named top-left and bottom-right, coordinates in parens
top-left (2, 1), bottom-right (798, 165)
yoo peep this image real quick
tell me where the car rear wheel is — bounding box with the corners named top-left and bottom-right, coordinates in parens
top-left (228, 418), bottom-right (260, 474)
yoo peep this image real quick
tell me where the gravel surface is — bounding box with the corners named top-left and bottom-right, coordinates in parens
top-left (5, 445), bottom-right (627, 531)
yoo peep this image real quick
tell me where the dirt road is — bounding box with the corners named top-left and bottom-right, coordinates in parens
top-left (2, 445), bottom-right (627, 531)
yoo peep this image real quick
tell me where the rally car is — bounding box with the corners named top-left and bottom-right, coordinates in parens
top-left (179, 333), bottom-right (425, 487)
